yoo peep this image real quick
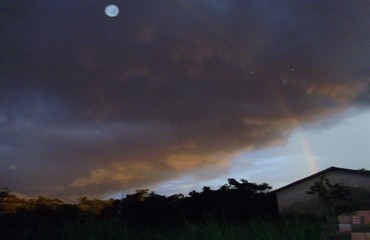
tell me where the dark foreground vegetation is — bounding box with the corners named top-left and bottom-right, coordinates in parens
top-left (0, 216), bottom-right (325, 240)
top-left (0, 179), bottom-right (326, 239)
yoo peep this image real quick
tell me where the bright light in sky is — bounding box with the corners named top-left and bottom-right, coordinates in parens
top-left (105, 5), bottom-right (119, 17)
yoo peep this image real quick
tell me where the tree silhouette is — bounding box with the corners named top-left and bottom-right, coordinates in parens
top-left (307, 176), bottom-right (350, 216)
top-left (0, 178), bottom-right (279, 230)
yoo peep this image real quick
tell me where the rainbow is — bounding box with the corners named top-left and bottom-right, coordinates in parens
top-left (299, 134), bottom-right (319, 174)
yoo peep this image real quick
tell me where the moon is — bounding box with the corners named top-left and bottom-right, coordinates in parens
top-left (105, 5), bottom-right (119, 17)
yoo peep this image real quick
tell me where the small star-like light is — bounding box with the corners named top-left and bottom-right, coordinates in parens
top-left (281, 79), bottom-right (289, 85)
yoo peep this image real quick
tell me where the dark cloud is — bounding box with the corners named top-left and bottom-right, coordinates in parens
top-left (1, 0), bottom-right (369, 199)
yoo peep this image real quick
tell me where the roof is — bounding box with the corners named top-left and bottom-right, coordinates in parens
top-left (273, 166), bottom-right (370, 193)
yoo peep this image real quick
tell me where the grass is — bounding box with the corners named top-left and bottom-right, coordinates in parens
top-left (7, 216), bottom-right (325, 240)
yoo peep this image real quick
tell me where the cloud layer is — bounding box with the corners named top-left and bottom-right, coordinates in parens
top-left (1, 0), bottom-right (370, 199)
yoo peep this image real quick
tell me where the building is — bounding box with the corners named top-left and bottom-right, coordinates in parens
top-left (274, 166), bottom-right (370, 215)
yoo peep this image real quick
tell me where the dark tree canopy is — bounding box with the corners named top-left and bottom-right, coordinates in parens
top-left (0, 178), bottom-right (278, 228)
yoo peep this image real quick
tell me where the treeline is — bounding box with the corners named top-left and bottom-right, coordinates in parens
top-left (0, 178), bottom-right (278, 228)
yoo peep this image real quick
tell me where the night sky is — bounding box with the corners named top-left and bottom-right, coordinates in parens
top-left (1, 0), bottom-right (370, 201)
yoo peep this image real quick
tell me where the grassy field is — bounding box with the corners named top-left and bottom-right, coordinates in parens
top-left (9, 216), bottom-right (325, 240)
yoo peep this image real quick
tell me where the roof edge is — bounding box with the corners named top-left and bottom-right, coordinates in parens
top-left (272, 166), bottom-right (370, 193)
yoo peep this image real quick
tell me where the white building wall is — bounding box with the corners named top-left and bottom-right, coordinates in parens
top-left (276, 171), bottom-right (370, 215)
